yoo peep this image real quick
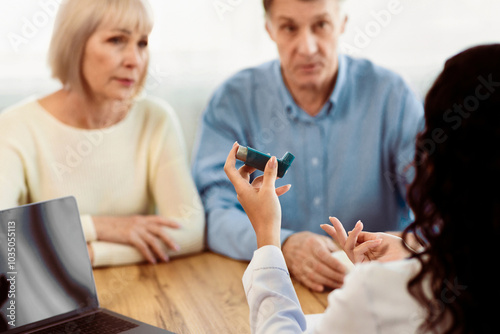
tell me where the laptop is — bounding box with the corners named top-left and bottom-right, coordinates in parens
top-left (0, 196), bottom-right (174, 334)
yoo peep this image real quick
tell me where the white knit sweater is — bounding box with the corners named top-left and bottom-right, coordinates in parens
top-left (0, 95), bottom-right (205, 267)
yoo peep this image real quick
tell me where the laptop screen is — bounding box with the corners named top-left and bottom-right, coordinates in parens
top-left (0, 197), bottom-right (98, 333)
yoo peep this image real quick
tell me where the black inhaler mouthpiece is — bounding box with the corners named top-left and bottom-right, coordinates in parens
top-left (236, 146), bottom-right (295, 178)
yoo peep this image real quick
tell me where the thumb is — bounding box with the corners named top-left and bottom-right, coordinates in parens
top-left (262, 156), bottom-right (278, 190)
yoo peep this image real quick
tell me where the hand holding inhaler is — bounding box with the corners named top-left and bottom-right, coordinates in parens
top-left (235, 145), bottom-right (295, 178)
top-left (224, 143), bottom-right (293, 247)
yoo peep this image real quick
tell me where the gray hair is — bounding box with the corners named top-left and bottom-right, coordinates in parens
top-left (263, 0), bottom-right (348, 17)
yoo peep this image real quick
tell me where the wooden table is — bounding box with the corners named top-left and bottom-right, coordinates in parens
top-left (93, 251), bottom-right (328, 333)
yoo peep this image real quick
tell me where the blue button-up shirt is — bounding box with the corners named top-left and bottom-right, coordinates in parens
top-left (192, 54), bottom-right (424, 260)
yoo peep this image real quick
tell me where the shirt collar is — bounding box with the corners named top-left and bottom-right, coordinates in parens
top-left (273, 54), bottom-right (347, 122)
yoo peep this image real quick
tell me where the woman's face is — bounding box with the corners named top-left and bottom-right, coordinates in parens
top-left (81, 21), bottom-right (149, 101)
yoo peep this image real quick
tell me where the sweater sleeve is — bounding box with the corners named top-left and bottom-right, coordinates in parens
top-left (90, 101), bottom-right (206, 267)
top-left (90, 241), bottom-right (144, 267)
top-left (147, 101), bottom-right (205, 257)
top-left (0, 113), bottom-right (29, 210)
top-left (80, 214), bottom-right (97, 241)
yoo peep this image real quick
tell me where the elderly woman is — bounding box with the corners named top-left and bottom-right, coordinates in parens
top-left (0, 0), bottom-right (204, 267)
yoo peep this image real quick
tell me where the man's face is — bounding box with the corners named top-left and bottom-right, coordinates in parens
top-left (266, 0), bottom-right (346, 90)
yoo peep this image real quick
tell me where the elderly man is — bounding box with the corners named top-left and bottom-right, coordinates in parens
top-left (192, 0), bottom-right (423, 292)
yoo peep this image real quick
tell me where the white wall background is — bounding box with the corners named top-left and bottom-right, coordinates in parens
top-left (0, 0), bottom-right (499, 160)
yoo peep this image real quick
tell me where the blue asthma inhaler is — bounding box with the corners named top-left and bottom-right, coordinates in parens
top-left (236, 145), bottom-right (295, 178)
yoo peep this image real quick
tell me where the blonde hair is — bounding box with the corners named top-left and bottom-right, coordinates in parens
top-left (48, 0), bottom-right (154, 99)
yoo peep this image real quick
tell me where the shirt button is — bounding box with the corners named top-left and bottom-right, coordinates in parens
top-left (311, 158), bottom-right (319, 166)
top-left (313, 197), bottom-right (321, 207)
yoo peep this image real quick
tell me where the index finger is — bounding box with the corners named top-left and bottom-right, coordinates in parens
top-left (328, 217), bottom-right (349, 247)
top-left (238, 164), bottom-right (257, 181)
top-left (150, 216), bottom-right (181, 229)
top-left (345, 221), bottom-right (363, 253)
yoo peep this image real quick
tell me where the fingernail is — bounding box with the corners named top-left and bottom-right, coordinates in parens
top-left (233, 141), bottom-right (238, 147)
top-left (269, 156), bottom-right (277, 169)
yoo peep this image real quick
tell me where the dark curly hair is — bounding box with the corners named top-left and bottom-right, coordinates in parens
top-left (402, 44), bottom-right (500, 333)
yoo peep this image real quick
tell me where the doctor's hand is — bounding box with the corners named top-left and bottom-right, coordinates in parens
top-left (224, 142), bottom-right (291, 248)
top-left (322, 217), bottom-right (410, 264)
top-left (282, 232), bottom-right (346, 292)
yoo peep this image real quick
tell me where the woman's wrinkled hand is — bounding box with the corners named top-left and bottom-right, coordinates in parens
top-left (93, 215), bottom-right (181, 264)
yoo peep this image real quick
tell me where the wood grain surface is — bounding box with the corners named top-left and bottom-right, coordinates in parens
top-left (93, 251), bottom-right (328, 334)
